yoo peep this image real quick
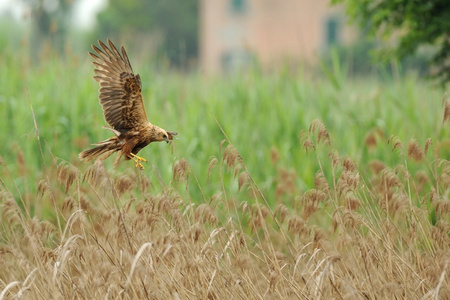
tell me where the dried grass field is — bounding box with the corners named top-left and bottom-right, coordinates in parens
top-left (0, 45), bottom-right (449, 299)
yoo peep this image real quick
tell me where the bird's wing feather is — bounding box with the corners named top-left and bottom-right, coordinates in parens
top-left (90, 39), bottom-right (149, 130)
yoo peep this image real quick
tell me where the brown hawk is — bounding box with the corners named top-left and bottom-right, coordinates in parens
top-left (79, 39), bottom-right (177, 169)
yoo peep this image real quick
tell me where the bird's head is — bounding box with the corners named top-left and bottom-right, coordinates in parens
top-left (155, 127), bottom-right (178, 143)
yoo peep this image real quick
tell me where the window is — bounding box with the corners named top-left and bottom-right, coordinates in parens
top-left (230, 0), bottom-right (246, 14)
top-left (326, 16), bottom-right (340, 46)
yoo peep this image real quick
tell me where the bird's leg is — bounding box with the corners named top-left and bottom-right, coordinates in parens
top-left (129, 156), bottom-right (145, 170)
top-left (128, 153), bottom-right (147, 170)
top-left (130, 153), bottom-right (147, 163)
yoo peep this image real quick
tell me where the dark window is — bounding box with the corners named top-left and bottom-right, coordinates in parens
top-left (230, 0), bottom-right (246, 14)
top-left (326, 17), bottom-right (340, 46)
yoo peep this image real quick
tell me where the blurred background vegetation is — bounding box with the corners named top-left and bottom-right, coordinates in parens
top-left (3, 0), bottom-right (448, 76)
top-left (1, 0), bottom-right (199, 69)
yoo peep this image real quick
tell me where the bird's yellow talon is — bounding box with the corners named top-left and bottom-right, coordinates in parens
top-left (130, 153), bottom-right (146, 162)
top-left (129, 153), bottom-right (146, 170)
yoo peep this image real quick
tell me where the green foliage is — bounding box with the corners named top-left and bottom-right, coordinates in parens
top-left (322, 41), bottom-right (430, 79)
top-left (96, 0), bottom-right (199, 67)
top-left (333, 0), bottom-right (450, 83)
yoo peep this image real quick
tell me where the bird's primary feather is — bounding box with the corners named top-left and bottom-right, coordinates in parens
top-left (89, 39), bottom-right (148, 130)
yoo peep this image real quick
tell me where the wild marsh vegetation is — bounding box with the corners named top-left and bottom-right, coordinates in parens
top-left (0, 44), bottom-right (449, 299)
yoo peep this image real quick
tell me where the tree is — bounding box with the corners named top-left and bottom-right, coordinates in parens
top-left (95, 0), bottom-right (199, 68)
top-left (23, 0), bottom-right (75, 59)
top-left (332, 0), bottom-right (450, 83)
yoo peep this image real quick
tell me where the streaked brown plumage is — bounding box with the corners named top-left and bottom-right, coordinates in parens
top-left (79, 39), bottom-right (177, 169)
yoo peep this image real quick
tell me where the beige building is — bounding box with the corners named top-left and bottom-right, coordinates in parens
top-left (200, 0), bottom-right (355, 73)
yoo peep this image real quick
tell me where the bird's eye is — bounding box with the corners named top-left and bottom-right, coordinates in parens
top-left (163, 134), bottom-right (167, 139)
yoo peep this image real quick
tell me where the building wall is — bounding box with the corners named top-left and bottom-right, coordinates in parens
top-left (200, 0), bottom-right (355, 74)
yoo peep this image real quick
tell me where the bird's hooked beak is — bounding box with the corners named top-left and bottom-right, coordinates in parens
top-left (166, 131), bottom-right (178, 144)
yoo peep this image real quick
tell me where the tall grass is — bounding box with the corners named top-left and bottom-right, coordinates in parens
top-left (0, 41), bottom-right (449, 298)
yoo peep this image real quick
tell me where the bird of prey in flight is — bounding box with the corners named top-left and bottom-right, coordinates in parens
top-left (79, 39), bottom-right (177, 170)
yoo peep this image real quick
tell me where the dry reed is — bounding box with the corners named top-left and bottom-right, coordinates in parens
top-left (0, 117), bottom-right (449, 299)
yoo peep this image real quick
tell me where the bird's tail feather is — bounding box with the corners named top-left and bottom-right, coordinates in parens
top-left (79, 137), bottom-right (117, 162)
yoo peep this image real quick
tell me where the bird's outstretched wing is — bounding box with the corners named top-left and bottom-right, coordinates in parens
top-left (90, 39), bottom-right (149, 130)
